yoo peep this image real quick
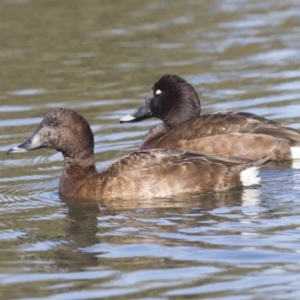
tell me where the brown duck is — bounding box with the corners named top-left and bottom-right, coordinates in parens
top-left (7, 108), bottom-right (270, 200)
top-left (120, 74), bottom-right (300, 161)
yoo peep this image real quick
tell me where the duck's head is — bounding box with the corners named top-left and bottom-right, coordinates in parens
top-left (7, 108), bottom-right (94, 159)
top-left (120, 74), bottom-right (201, 126)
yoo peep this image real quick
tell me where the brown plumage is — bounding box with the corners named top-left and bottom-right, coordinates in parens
top-left (120, 74), bottom-right (300, 161)
top-left (7, 108), bottom-right (270, 201)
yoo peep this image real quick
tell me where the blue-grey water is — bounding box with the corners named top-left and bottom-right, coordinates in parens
top-left (1, 0), bottom-right (300, 299)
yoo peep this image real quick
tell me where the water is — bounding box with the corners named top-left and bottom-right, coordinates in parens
top-left (1, 0), bottom-right (300, 299)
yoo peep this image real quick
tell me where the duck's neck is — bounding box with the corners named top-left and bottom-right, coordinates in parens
top-left (59, 154), bottom-right (100, 199)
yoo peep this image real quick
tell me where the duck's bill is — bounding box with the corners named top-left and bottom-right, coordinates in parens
top-left (120, 102), bottom-right (153, 123)
top-left (7, 131), bottom-right (45, 155)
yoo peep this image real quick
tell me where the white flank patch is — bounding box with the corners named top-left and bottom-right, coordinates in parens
top-left (120, 114), bottom-right (136, 122)
top-left (291, 147), bottom-right (300, 159)
top-left (240, 166), bottom-right (260, 186)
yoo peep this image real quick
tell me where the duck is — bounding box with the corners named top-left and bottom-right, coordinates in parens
top-left (7, 108), bottom-right (270, 200)
top-left (120, 74), bottom-right (300, 161)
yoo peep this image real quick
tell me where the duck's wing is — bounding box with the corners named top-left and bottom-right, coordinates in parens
top-left (212, 110), bottom-right (280, 126)
top-left (176, 112), bottom-right (300, 143)
top-left (98, 149), bottom-right (271, 199)
top-left (104, 148), bottom-right (268, 176)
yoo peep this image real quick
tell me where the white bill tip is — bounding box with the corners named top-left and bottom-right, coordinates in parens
top-left (120, 114), bottom-right (136, 122)
top-left (8, 146), bottom-right (29, 154)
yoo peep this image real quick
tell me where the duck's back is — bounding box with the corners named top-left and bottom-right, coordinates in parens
top-left (140, 112), bottom-right (300, 161)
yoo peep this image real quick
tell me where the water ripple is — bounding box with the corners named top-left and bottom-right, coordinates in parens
top-left (1, 0), bottom-right (300, 299)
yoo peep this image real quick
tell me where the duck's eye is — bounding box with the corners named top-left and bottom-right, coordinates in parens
top-left (155, 89), bottom-right (162, 95)
top-left (53, 121), bottom-right (59, 127)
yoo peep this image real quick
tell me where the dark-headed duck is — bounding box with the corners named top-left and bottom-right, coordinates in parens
top-left (120, 74), bottom-right (300, 161)
top-left (7, 108), bottom-right (270, 200)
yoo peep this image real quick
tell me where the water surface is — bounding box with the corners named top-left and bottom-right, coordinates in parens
top-left (1, 0), bottom-right (300, 299)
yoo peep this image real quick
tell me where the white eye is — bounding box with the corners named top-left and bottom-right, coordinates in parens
top-left (155, 89), bottom-right (162, 95)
